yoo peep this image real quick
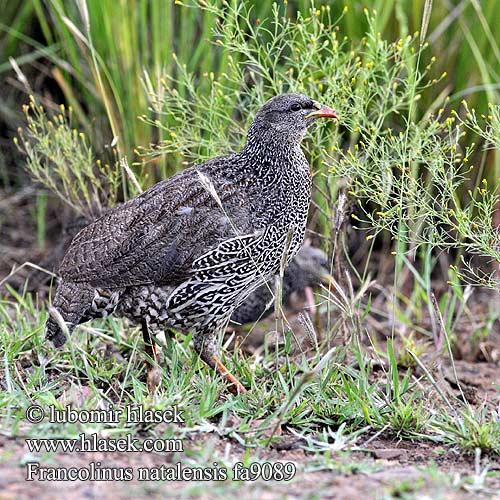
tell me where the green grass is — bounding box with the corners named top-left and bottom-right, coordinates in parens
top-left (1, 281), bottom-right (499, 497)
top-left (1, 283), bottom-right (498, 458)
top-left (2, 0), bottom-right (499, 184)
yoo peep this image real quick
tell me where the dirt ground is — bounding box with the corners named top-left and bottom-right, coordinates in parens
top-left (1, 430), bottom-right (499, 499)
top-left (1, 353), bottom-right (499, 500)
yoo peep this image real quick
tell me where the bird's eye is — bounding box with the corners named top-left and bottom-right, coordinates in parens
top-left (290, 103), bottom-right (302, 112)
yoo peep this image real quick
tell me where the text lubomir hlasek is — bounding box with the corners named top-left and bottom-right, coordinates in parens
top-left (47, 404), bottom-right (184, 424)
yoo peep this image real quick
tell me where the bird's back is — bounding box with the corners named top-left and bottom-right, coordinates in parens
top-left (58, 154), bottom-right (255, 289)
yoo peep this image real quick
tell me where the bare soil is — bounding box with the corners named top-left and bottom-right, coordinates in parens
top-left (1, 427), bottom-right (499, 499)
top-left (1, 345), bottom-right (499, 499)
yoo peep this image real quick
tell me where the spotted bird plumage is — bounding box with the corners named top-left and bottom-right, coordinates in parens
top-left (46, 93), bottom-right (338, 393)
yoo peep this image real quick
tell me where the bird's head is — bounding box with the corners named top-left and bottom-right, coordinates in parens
top-left (247, 93), bottom-right (338, 146)
top-left (292, 244), bottom-right (331, 287)
top-left (289, 243), bottom-right (333, 316)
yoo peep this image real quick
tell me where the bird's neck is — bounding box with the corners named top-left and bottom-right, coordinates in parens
top-left (237, 130), bottom-right (311, 230)
top-left (241, 133), bottom-right (306, 179)
top-left (237, 128), bottom-right (311, 260)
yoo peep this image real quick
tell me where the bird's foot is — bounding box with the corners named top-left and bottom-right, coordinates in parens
top-left (146, 364), bottom-right (162, 393)
top-left (212, 355), bottom-right (247, 395)
top-left (142, 319), bottom-right (161, 393)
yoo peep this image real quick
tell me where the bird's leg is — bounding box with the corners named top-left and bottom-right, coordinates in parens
top-left (193, 331), bottom-right (247, 395)
top-left (141, 318), bottom-right (161, 393)
top-left (304, 286), bottom-right (317, 316)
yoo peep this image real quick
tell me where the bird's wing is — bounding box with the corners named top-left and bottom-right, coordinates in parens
top-left (58, 163), bottom-right (255, 288)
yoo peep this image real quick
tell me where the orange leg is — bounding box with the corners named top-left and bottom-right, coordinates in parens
top-left (194, 330), bottom-right (247, 395)
top-left (212, 354), bottom-right (247, 395)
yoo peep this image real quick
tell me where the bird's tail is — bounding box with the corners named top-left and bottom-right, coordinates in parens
top-left (46, 280), bottom-right (94, 347)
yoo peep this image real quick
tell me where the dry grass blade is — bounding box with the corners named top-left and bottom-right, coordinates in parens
top-left (430, 291), bottom-right (466, 403)
top-left (61, 16), bottom-right (88, 46)
top-left (0, 262), bottom-right (57, 289)
top-left (420, 0), bottom-right (434, 45)
top-left (75, 0), bottom-right (90, 34)
top-left (408, 349), bottom-right (457, 416)
top-left (119, 157), bottom-right (142, 194)
top-left (8, 56), bottom-right (30, 90)
top-left (197, 171), bottom-right (222, 208)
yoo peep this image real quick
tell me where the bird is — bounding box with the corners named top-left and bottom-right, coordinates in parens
top-left (230, 243), bottom-right (330, 325)
top-left (46, 93), bottom-right (338, 394)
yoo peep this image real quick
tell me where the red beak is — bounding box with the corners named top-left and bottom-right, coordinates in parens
top-left (306, 105), bottom-right (338, 119)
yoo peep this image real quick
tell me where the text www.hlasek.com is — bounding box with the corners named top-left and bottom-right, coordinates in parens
top-left (25, 433), bottom-right (183, 454)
